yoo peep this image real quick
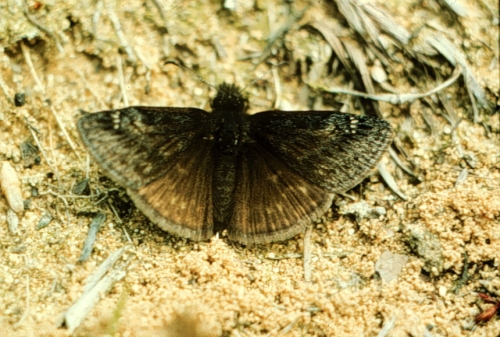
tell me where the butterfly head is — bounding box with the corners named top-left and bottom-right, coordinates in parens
top-left (211, 83), bottom-right (247, 114)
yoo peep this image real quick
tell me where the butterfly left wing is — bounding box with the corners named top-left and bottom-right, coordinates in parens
top-left (226, 110), bottom-right (392, 245)
top-left (248, 111), bottom-right (393, 193)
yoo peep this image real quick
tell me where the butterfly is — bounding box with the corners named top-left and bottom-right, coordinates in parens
top-left (77, 83), bottom-right (393, 245)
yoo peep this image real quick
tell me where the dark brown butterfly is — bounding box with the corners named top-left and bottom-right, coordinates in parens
top-left (77, 83), bottom-right (392, 245)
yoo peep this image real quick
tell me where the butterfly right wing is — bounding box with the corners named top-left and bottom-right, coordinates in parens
top-left (77, 106), bottom-right (216, 241)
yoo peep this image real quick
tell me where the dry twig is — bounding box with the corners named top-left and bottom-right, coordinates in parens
top-left (25, 120), bottom-right (63, 191)
top-left (106, 1), bottom-right (137, 63)
top-left (116, 55), bottom-right (130, 107)
top-left (23, 0), bottom-right (63, 52)
top-left (308, 66), bottom-right (462, 105)
top-left (61, 246), bottom-right (131, 333)
top-left (303, 226), bottom-right (313, 282)
top-left (79, 213), bottom-right (107, 262)
top-left (21, 43), bottom-right (79, 156)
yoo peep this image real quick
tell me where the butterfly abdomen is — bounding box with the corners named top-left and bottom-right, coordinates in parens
top-left (211, 91), bottom-right (249, 233)
top-left (212, 154), bottom-right (237, 233)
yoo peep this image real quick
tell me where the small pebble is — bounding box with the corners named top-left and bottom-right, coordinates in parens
top-left (14, 92), bottom-right (26, 107)
top-left (438, 286), bottom-right (447, 297)
top-left (1, 162), bottom-right (24, 213)
top-left (7, 208), bottom-right (19, 234)
top-left (371, 64), bottom-right (387, 83)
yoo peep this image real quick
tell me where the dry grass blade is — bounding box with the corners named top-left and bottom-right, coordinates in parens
top-left (63, 269), bottom-right (127, 333)
top-left (211, 37), bottom-right (228, 59)
top-left (303, 226), bottom-right (313, 282)
top-left (335, 0), bottom-right (365, 37)
top-left (22, 0), bottom-right (63, 52)
top-left (0, 72), bottom-right (14, 104)
top-left (377, 162), bottom-right (408, 201)
top-left (21, 42), bottom-right (79, 157)
top-left (25, 120), bottom-right (64, 191)
top-left (61, 246), bottom-right (131, 333)
top-left (77, 70), bottom-right (108, 110)
top-left (437, 92), bottom-right (460, 126)
top-left (454, 169), bottom-right (469, 187)
top-left (376, 315), bottom-right (396, 337)
top-left (342, 39), bottom-right (381, 116)
top-left (306, 21), bottom-right (354, 75)
top-left (360, 4), bottom-right (411, 45)
top-left (79, 213), bottom-right (107, 262)
top-left (438, 0), bottom-right (467, 17)
top-left (150, 0), bottom-right (170, 32)
top-left (116, 55), bottom-right (129, 107)
top-left (148, 0), bottom-right (179, 58)
top-left (82, 246), bottom-right (131, 294)
top-left (106, 1), bottom-right (137, 63)
top-left (425, 34), bottom-right (488, 121)
top-left (92, 0), bottom-right (104, 36)
top-left (20, 42), bottom-right (45, 93)
top-left (253, 6), bottom-right (308, 65)
top-left (387, 147), bottom-right (417, 179)
top-left (334, 0), bottom-right (383, 49)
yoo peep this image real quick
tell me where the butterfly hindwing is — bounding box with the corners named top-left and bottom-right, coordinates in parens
top-left (249, 111), bottom-right (393, 193)
top-left (127, 139), bottom-right (215, 241)
top-left (228, 142), bottom-right (334, 245)
top-left (78, 106), bottom-right (216, 241)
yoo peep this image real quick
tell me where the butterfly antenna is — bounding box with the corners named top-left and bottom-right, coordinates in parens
top-left (164, 60), bottom-right (218, 91)
top-left (239, 62), bottom-right (288, 93)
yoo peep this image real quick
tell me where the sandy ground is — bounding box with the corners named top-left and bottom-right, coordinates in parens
top-left (0, 0), bottom-right (499, 336)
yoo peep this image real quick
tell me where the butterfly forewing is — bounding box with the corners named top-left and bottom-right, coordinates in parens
top-left (77, 106), bottom-right (216, 241)
top-left (77, 106), bottom-right (212, 189)
top-left (249, 111), bottom-right (393, 193)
